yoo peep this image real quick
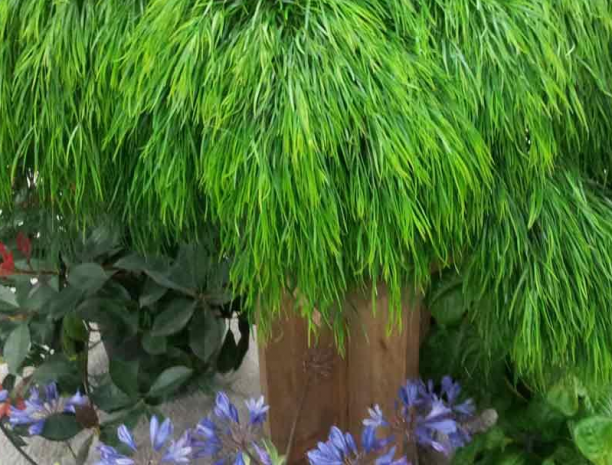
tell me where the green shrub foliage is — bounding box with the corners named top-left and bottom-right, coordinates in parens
top-left (1, 0), bottom-right (612, 383)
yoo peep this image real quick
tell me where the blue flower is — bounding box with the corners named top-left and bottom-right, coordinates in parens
top-left (214, 392), bottom-right (239, 423)
top-left (398, 379), bottom-right (428, 411)
top-left (414, 400), bottom-right (458, 455)
top-left (375, 446), bottom-right (409, 465)
top-left (118, 425), bottom-right (137, 451)
top-left (192, 418), bottom-right (222, 458)
top-left (0, 389), bottom-right (7, 403)
top-left (150, 416), bottom-right (174, 452)
top-left (193, 392), bottom-right (271, 465)
top-left (252, 443), bottom-right (272, 465)
top-left (97, 444), bottom-right (135, 465)
top-left (97, 416), bottom-right (191, 465)
top-left (363, 405), bottom-right (387, 428)
top-left (441, 376), bottom-right (475, 417)
top-left (163, 430), bottom-right (193, 464)
top-left (308, 425), bottom-right (404, 465)
top-left (10, 383), bottom-right (88, 436)
top-left (245, 396), bottom-right (269, 426)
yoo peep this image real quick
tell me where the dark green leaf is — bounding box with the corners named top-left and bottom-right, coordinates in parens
top-left (142, 332), bottom-right (167, 355)
top-left (62, 313), bottom-right (88, 342)
top-left (48, 286), bottom-right (84, 319)
top-left (151, 299), bottom-right (196, 337)
top-left (26, 282), bottom-right (58, 311)
top-left (82, 225), bottom-right (122, 260)
top-left (0, 285), bottom-right (18, 309)
top-left (189, 311), bottom-right (225, 363)
top-left (429, 286), bottom-right (465, 327)
top-left (99, 402), bottom-right (145, 448)
top-left (40, 414), bottom-right (83, 441)
top-left (113, 253), bottom-right (148, 271)
top-left (77, 297), bottom-right (137, 337)
top-left (110, 359), bottom-right (139, 398)
top-left (145, 269), bottom-right (193, 295)
top-left (523, 398), bottom-right (566, 442)
top-left (4, 324), bottom-right (30, 374)
top-left (68, 263), bottom-right (111, 294)
top-left (15, 281), bottom-right (33, 308)
top-left (139, 278), bottom-right (167, 308)
top-left (98, 281), bottom-right (132, 303)
top-left (147, 366), bottom-right (193, 398)
top-left (91, 377), bottom-right (134, 413)
top-left (32, 354), bottom-right (80, 386)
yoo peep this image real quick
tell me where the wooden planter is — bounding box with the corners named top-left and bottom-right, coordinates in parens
top-left (258, 284), bottom-right (423, 463)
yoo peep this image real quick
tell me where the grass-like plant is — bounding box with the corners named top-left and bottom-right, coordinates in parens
top-left (1, 0), bottom-right (612, 385)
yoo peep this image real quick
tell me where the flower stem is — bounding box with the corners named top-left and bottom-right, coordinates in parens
top-left (244, 446), bottom-right (264, 465)
top-left (285, 372), bottom-right (312, 461)
top-left (0, 422), bottom-right (39, 465)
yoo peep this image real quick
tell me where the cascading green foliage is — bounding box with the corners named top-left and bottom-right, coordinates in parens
top-left (1, 0), bottom-right (612, 384)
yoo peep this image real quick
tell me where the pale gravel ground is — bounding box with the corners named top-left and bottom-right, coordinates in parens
top-left (0, 325), bottom-right (261, 465)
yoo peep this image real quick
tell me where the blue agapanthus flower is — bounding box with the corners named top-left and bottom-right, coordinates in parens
top-left (363, 405), bottom-right (387, 429)
top-left (245, 396), bottom-right (270, 426)
top-left (440, 376), bottom-right (475, 418)
top-left (192, 392), bottom-right (271, 465)
top-left (413, 400), bottom-right (458, 455)
top-left (396, 377), bottom-right (476, 456)
top-left (96, 416), bottom-right (192, 465)
top-left (10, 383), bottom-right (88, 436)
top-left (307, 425), bottom-right (408, 465)
top-left (0, 388), bottom-right (7, 403)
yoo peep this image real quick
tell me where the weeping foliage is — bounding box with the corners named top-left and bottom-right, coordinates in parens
top-left (464, 172), bottom-right (612, 386)
top-left (1, 0), bottom-right (612, 383)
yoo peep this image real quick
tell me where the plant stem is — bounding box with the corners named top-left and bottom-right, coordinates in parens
top-left (244, 446), bottom-right (264, 465)
top-left (285, 372), bottom-right (312, 461)
top-left (0, 422), bottom-right (39, 465)
top-left (66, 442), bottom-right (78, 460)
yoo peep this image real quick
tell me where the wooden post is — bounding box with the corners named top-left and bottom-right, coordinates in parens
top-left (345, 284), bottom-right (422, 460)
top-left (258, 285), bottom-right (422, 464)
top-left (258, 295), bottom-right (348, 464)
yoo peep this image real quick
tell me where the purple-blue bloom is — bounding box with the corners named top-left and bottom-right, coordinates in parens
top-left (395, 376), bottom-right (475, 456)
top-left (10, 383), bottom-right (88, 436)
top-left (375, 446), bottom-right (408, 465)
top-left (413, 400), bottom-right (457, 455)
top-left (245, 396), bottom-right (269, 426)
top-left (252, 443), bottom-right (272, 465)
top-left (214, 392), bottom-right (239, 423)
top-left (192, 418), bottom-right (222, 459)
top-left (192, 392), bottom-right (271, 465)
top-left (0, 389), bottom-right (8, 403)
top-left (97, 416), bottom-right (192, 464)
top-left (307, 425), bottom-right (406, 465)
top-left (441, 376), bottom-right (475, 417)
top-left (363, 405), bottom-right (387, 429)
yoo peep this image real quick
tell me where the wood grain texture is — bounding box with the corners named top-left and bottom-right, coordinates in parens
top-left (345, 284), bottom-right (422, 462)
top-left (258, 295), bottom-right (347, 464)
top-left (258, 285), bottom-right (422, 464)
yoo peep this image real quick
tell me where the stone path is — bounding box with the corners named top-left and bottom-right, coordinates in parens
top-left (0, 327), bottom-right (261, 465)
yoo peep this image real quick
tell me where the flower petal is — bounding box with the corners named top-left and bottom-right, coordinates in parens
top-left (118, 425), bottom-right (137, 451)
top-left (28, 420), bottom-right (45, 436)
top-left (154, 418), bottom-right (173, 451)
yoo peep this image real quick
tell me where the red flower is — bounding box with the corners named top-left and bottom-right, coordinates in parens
top-left (0, 384), bottom-right (24, 419)
top-left (16, 232), bottom-right (32, 260)
top-left (0, 243), bottom-right (14, 276)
